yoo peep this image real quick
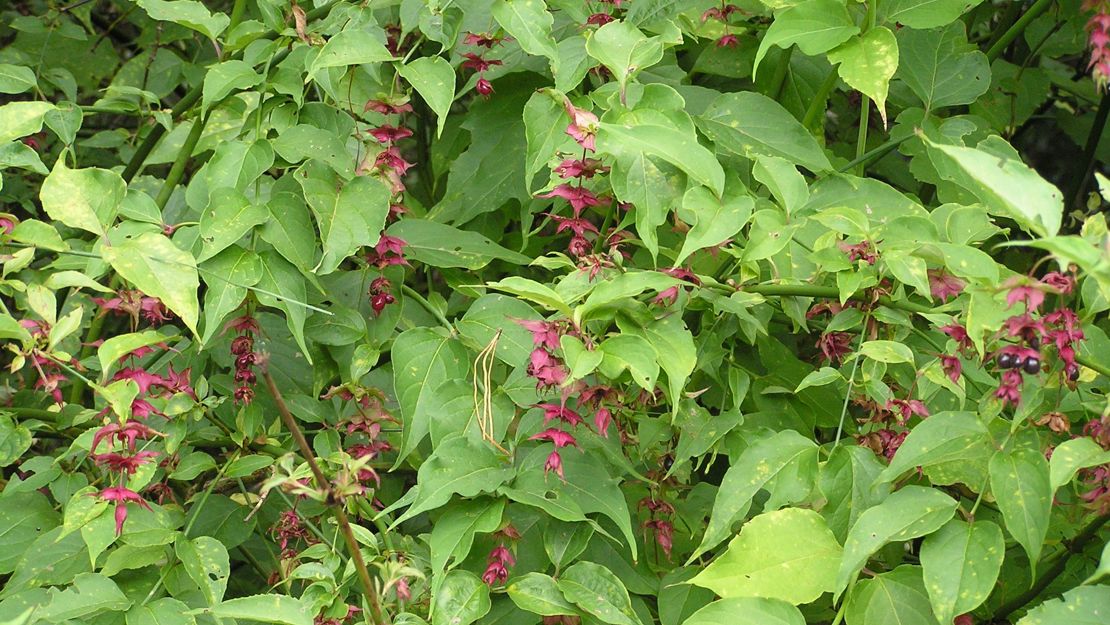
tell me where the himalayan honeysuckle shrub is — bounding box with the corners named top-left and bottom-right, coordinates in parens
top-left (4, 1), bottom-right (1110, 624)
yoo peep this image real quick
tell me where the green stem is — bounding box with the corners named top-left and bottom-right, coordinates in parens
top-left (228, 0), bottom-right (247, 32)
top-left (154, 111), bottom-right (208, 210)
top-left (827, 135), bottom-right (910, 177)
top-left (834, 312), bottom-right (870, 449)
top-left (1068, 91), bottom-right (1110, 212)
top-left (739, 283), bottom-right (934, 314)
top-left (802, 69), bottom-right (839, 131)
top-left (766, 46), bottom-right (793, 101)
top-left (990, 512), bottom-right (1110, 621)
top-left (855, 96), bottom-right (871, 176)
top-left (400, 283), bottom-right (454, 333)
top-left (985, 0), bottom-right (1055, 62)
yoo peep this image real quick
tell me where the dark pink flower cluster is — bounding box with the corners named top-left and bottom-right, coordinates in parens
top-left (91, 417), bottom-right (164, 534)
top-left (816, 331), bottom-right (853, 364)
top-left (927, 269), bottom-right (965, 302)
top-left (859, 428), bottom-right (907, 461)
top-left (227, 313), bottom-right (259, 404)
top-left (481, 525), bottom-right (519, 586)
top-left (314, 605), bottom-right (362, 625)
top-left (702, 2), bottom-right (744, 48)
top-left (640, 497), bottom-right (675, 558)
top-left (518, 318), bottom-right (575, 391)
top-left (93, 289), bottom-right (173, 329)
top-left (839, 240), bottom-right (878, 265)
top-left (460, 31), bottom-right (503, 98)
top-left (273, 508), bottom-right (315, 560)
top-left (585, 0), bottom-right (628, 27)
top-left (1086, 1), bottom-right (1110, 89)
top-left (653, 267), bottom-right (701, 308)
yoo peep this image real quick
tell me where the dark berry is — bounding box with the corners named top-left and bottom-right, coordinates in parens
top-left (1028, 337), bottom-right (1040, 350)
top-left (1069, 367), bottom-right (1080, 382)
top-left (997, 353), bottom-right (1015, 369)
top-left (1023, 358), bottom-right (1041, 375)
top-left (1012, 356), bottom-right (1027, 370)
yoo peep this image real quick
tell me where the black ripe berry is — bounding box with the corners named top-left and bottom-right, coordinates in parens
top-left (1023, 357), bottom-right (1041, 375)
top-left (997, 353), bottom-right (1015, 369)
top-left (1028, 337), bottom-right (1041, 350)
top-left (1069, 368), bottom-right (1080, 382)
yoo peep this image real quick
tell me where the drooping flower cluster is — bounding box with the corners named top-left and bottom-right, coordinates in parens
top-left (92, 408), bottom-right (166, 534)
top-left (93, 289), bottom-right (173, 330)
top-left (272, 508), bottom-right (315, 560)
top-left (460, 30), bottom-right (503, 98)
top-left (518, 318), bottom-right (575, 391)
top-left (531, 404), bottom-right (584, 480)
top-left (227, 313), bottom-right (259, 404)
top-left (585, 0), bottom-right (628, 27)
top-left (701, 2), bottom-right (744, 48)
top-left (653, 267), bottom-right (701, 308)
top-left (480, 525), bottom-right (519, 586)
top-left (1086, 1), bottom-right (1110, 89)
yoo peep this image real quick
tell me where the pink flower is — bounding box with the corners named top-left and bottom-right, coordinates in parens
top-left (538, 403), bottom-right (584, 427)
top-left (529, 427), bottom-right (579, 448)
top-left (536, 184), bottom-right (605, 215)
top-left (93, 451), bottom-right (159, 474)
top-left (553, 158), bottom-right (609, 179)
top-left (928, 269), bottom-right (965, 302)
top-left (594, 407), bottom-right (613, 437)
top-left (365, 235), bottom-right (409, 269)
top-left (887, 398), bottom-right (929, 424)
top-left (543, 449), bottom-right (565, 480)
top-left (562, 101), bottom-right (600, 152)
top-left (98, 486), bottom-right (152, 535)
top-left (463, 32), bottom-right (503, 48)
top-left (1004, 276), bottom-right (1047, 312)
top-left (517, 320), bottom-right (563, 351)
top-left (111, 367), bottom-right (168, 395)
top-left (839, 240), bottom-right (878, 265)
top-left (586, 12), bottom-right (615, 26)
top-left (368, 124), bottom-right (414, 144)
top-left (550, 214), bottom-right (600, 237)
top-left (481, 561), bottom-right (508, 586)
top-left (364, 99), bottom-right (413, 115)
top-left (475, 77), bottom-right (494, 98)
top-left (939, 323), bottom-right (974, 352)
top-left (1041, 271), bottom-right (1075, 294)
top-left (567, 235), bottom-right (591, 257)
top-left (817, 332), bottom-right (853, 363)
top-left (995, 369), bottom-right (1024, 407)
top-left (395, 578), bottom-right (411, 601)
top-left (488, 544), bottom-right (516, 567)
top-left (0, 217), bottom-right (15, 234)
top-left (652, 286), bottom-right (680, 307)
top-left (92, 421), bottom-right (158, 453)
top-left (716, 34), bottom-right (739, 48)
top-left (643, 519), bottom-right (674, 557)
top-left (461, 53), bottom-right (502, 73)
top-left (940, 355), bottom-right (962, 383)
top-left (374, 146), bottom-right (414, 176)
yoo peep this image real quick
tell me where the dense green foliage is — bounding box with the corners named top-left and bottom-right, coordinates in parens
top-left (2, 1), bottom-right (1110, 624)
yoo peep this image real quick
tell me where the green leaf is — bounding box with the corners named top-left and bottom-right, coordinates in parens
top-left (0, 101), bottom-right (54, 144)
top-left (202, 60), bottom-right (261, 110)
top-left (632, 315), bottom-right (697, 415)
top-left (882, 0), bottom-right (985, 30)
top-left (389, 435), bottom-right (515, 525)
top-left (675, 179), bottom-right (754, 265)
top-left (828, 27), bottom-right (899, 124)
top-left (391, 328), bottom-right (470, 465)
top-left (457, 295), bottom-right (540, 366)
top-left (0, 64), bottom-right (36, 94)
top-left (599, 120), bottom-right (724, 196)
top-left (135, 0), bottom-right (230, 39)
top-left (558, 561), bottom-right (642, 625)
top-left (585, 21), bottom-right (664, 93)
top-left (430, 498), bottom-right (505, 573)
top-left (0, 414), bottom-right (32, 468)
top-left (989, 446), bottom-right (1052, 571)
top-left (698, 92), bottom-right (832, 173)
top-left (670, 403), bottom-right (743, 477)
top-left (795, 367), bottom-right (843, 393)
top-left (35, 573), bottom-right (130, 622)
top-left (858, 340), bottom-right (914, 364)
top-left (200, 246), bottom-right (263, 345)
top-left (485, 277), bottom-right (572, 317)
top-left (837, 486), bottom-right (957, 593)
top-left (691, 508), bottom-right (842, 605)
top-left (597, 334), bottom-right (659, 391)
top-left (260, 175), bottom-right (318, 271)
top-left (307, 29), bottom-right (394, 80)
top-left (690, 430), bottom-right (818, 562)
top-left (387, 219), bottom-right (530, 269)
top-left (575, 271), bottom-right (681, 324)
top-left (753, 155), bottom-right (809, 215)
top-left (920, 519), bottom-right (1004, 624)
top-left (1049, 437), bottom-right (1110, 492)
top-left (896, 22), bottom-right (990, 112)
top-left (925, 136), bottom-right (1062, 237)
top-left (197, 188), bottom-right (267, 262)
top-left (659, 568), bottom-right (715, 625)
top-left (201, 594), bottom-right (312, 625)
top-left (753, 0), bottom-right (859, 79)
top-left (523, 89), bottom-right (565, 188)
top-left (175, 535), bottom-right (229, 605)
top-left (878, 411), bottom-right (991, 483)
top-left (507, 572), bottom-right (578, 616)
top-left (298, 163), bottom-right (391, 274)
top-left (398, 56), bottom-right (455, 137)
top-left (432, 570), bottom-right (491, 625)
top-left (609, 151), bottom-right (683, 258)
top-left (102, 232), bottom-right (200, 336)
top-left (41, 160), bottom-right (123, 235)
top-left (844, 566), bottom-right (938, 625)
top-left (819, 445), bottom-right (888, 542)
top-left (492, 0), bottom-right (559, 65)
top-left (97, 330), bottom-right (172, 378)
top-left (126, 598), bottom-right (196, 625)
top-left (252, 250), bottom-right (312, 360)
top-left (1017, 586), bottom-right (1110, 625)
top-left (679, 597), bottom-right (806, 625)
top-left (274, 126), bottom-right (353, 178)
top-left (1086, 542), bottom-right (1110, 585)
top-left (0, 492), bottom-right (59, 574)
